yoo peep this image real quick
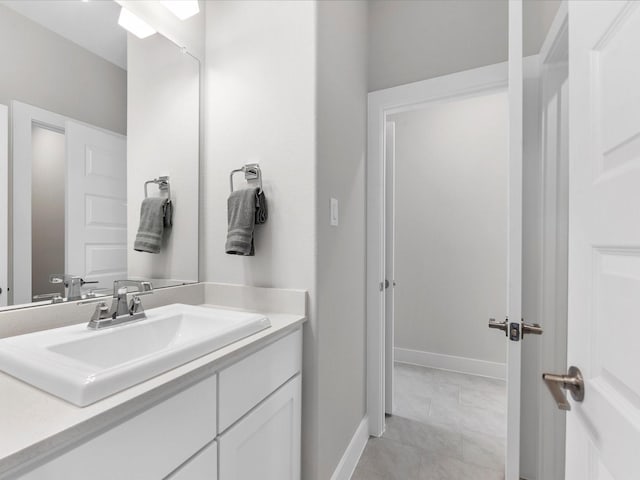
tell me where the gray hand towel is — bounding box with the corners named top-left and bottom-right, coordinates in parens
top-left (134, 197), bottom-right (169, 254)
top-left (226, 187), bottom-right (261, 256)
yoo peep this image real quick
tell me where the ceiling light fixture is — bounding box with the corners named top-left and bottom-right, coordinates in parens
top-left (161, 0), bottom-right (200, 20)
top-left (117, 7), bottom-right (156, 39)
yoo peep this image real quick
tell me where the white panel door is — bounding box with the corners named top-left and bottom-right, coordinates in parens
top-left (0, 104), bottom-right (7, 307)
top-left (219, 375), bottom-right (301, 480)
top-left (65, 121), bottom-right (127, 291)
top-left (566, 2), bottom-right (640, 479)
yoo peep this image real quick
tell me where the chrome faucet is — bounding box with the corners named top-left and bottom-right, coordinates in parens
top-left (88, 280), bottom-right (153, 330)
top-left (49, 274), bottom-right (98, 301)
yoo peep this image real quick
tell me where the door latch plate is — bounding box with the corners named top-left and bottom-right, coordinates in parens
top-left (509, 322), bottom-right (520, 341)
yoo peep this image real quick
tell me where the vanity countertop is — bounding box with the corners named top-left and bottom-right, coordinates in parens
top-left (0, 304), bottom-right (305, 478)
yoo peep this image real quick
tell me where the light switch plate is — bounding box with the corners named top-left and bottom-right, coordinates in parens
top-left (330, 198), bottom-right (339, 226)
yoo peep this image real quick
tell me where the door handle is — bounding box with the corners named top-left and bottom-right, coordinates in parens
top-left (522, 322), bottom-right (543, 336)
top-left (542, 366), bottom-right (584, 411)
top-left (488, 318), bottom-right (543, 340)
top-left (488, 318), bottom-right (508, 336)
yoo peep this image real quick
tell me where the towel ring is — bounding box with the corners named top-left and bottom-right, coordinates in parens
top-left (230, 163), bottom-right (262, 194)
top-left (145, 176), bottom-right (171, 200)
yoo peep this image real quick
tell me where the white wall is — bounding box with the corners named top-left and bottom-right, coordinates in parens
top-left (390, 91), bottom-right (508, 366)
top-left (368, 0), bottom-right (561, 92)
top-left (316, 2), bottom-right (367, 478)
top-left (115, 0), bottom-right (205, 61)
top-left (127, 33), bottom-right (199, 283)
top-left (203, 1), bottom-right (318, 477)
top-left (0, 4), bottom-right (126, 135)
top-left (30, 126), bottom-right (65, 298)
top-left (204, 2), bottom-right (368, 479)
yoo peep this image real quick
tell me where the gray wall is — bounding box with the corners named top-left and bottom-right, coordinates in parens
top-left (31, 126), bottom-right (65, 298)
top-left (0, 4), bottom-right (126, 134)
top-left (316, 2), bottom-right (367, 478)
top-left (390, 91), bottom-right (508, 364)
top-left (368, 0), bottom-right (561, 91)
top-left (368, 0), bottom-right (508, 91)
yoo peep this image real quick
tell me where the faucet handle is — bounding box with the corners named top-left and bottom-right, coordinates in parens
top-left (129, 296), bottom-right (144, 315)
top-left (91, 301), bottom-right (111, 321)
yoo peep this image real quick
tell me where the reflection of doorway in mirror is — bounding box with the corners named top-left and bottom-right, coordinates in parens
top-left (12, 102), bottom-right (127, 305)
top-left (31, 126), bottom-right (65, 299)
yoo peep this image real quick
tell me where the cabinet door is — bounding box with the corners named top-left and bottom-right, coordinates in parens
top-left (166, 441), bottom-right (217, 480)
top-left (219, 375), bottom-right (301, 480)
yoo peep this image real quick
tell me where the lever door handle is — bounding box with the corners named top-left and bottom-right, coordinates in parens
top-left (488, 318), bottom-right (508, 336)
top-left (522, 322), bottom-right (543, 336)
top-left (542, 366), bottom-right (584, 411)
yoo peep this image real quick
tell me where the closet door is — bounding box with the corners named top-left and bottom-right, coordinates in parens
top-left (218, 375), bottom-right (301, 480)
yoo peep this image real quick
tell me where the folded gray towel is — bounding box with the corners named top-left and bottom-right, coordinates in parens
top-left (255, 190), bottom-right (268, 225)
top-left (134, 197), bottom-right (169, 254)
top-left (226, 187), bottom-right (263, 256)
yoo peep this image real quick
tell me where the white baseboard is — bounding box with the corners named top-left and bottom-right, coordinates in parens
top-left (330, 415), bottom-right (369, 480)
top-left (395, 348), bottom-right (506, 380)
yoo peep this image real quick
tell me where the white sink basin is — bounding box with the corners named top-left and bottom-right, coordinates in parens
top-left (0, 304), bottom-right (271, 406)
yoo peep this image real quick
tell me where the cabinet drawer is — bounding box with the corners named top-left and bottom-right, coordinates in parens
top-left (166, 440), bottom-right (217, 480)
top-left (20, 375), bottom-right (217, 480)
top-left (218, 329), bottom-right (301, 432)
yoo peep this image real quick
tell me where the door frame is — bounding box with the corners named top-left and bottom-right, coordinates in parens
top-left (366, 61), bottom-right (510, 437)
top-left (11, 101), bottom-right (67, 305)
top-left (0, 104), bottom-right (8, 307)
top-left (536, 3), bottom-right (569, 479)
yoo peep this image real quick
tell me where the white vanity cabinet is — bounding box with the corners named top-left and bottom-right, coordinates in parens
top-left (14, 328), bottom-right (302, 480)
top-left (217, 330), bottom-right (302, 480)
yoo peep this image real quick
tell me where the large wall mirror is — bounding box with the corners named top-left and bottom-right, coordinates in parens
top-left (0, 0), bottom-right (200, 309)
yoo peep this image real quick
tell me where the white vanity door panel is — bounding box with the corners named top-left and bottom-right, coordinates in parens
top-left (166, 440), bottom-right (217, 480)
top-left (19, 375), bottom-right (217, 480)
top-left (219, 375), bottom-right (301, 480)
top-left (218, 329), bottom-right (301, 432)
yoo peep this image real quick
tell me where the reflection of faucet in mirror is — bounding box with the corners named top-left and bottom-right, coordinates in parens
top-left (49, 274), bottom-right (99, 302)
top-left (88, 280), bottom-right (154, 330)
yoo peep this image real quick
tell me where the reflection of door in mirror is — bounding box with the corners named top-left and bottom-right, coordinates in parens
top-left (12, 103), bottom-right (127, 305)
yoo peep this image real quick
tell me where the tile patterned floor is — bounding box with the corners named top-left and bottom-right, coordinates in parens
top-left (352, 363), bottom-right (506, 480)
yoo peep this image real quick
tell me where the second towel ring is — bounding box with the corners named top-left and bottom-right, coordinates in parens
top-left (145, 176), bottom-right (171, 199)
top-left (230, 163), bottom-right (262, 194)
